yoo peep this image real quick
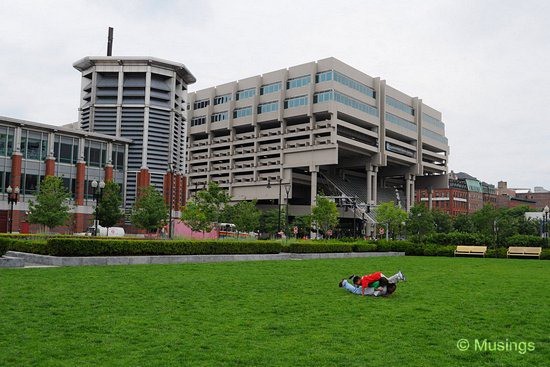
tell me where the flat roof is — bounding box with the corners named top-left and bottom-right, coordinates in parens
top-left (73, 56), bottom-right (196, 84)
top-left (0, 115), bottom-right (132, 143)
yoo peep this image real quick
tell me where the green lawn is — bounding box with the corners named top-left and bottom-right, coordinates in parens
top-left (0, 256), bottom-right (548, 366)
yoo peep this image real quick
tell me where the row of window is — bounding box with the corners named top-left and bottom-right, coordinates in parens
top-left (191, 116), bottom-right (206, 127)
top-left (233, 106), bottom-right (253, 119)
top-left (386, 112), bottom-right (417, 132)
top-left (236, 88), bottom-right (256, 101)
top-left (287, 75), bottom-right (311, 90)
top-left (284, 95), bottom-right (308, 109)
top-left (317, 71), bottom-right (376, 99)
top-left (195, 70), bottom-right (379, 109)
top-left (386, 96), bottom-right (414, 116)
top-left (0, 127), bottom-right (125, 169)
top-left (211, 111), bottom-right (229, 123)
top-left (313, 90), bottom-right (379, 117)
top-left (258, 101), bottom-right (279, 114)
top-left (422, 113), bottom-right (445, 129)
top-left (421, 128), bottom-right (448, 144)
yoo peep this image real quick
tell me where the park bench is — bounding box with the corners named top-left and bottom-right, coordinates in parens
top-left (454, 245), bottom-right (487, 257)
top-left (506, 246), bottom-right (542, 259)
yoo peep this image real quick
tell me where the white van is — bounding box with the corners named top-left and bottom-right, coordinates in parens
top-left (86, 224), bottom-right (125, 237)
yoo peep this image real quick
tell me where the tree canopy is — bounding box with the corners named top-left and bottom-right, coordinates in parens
top-left (311, 195), bottom-right (339, 235)
top-left (130, 186), bottom-right (168, 232)
top-left (97, 181), bottom-right (123, 228)
top-left (28, 176), bottom-right (71, 231)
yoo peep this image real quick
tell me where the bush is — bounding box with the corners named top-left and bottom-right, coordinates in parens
top-left (424, 232), bottom-right (491, 246)
top-left (287, 242), bottom-right (353, 253)
top-left (505, 235), bottom-right (545, 248)
top-left (352, 243), bottom-right (377, 252)
top-left (34, 238), bottom-right (282, 257)
top-left (0, 237), bottom-right (9, 256)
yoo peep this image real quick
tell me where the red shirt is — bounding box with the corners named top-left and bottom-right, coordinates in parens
top-left (361, 272), bottom-right (382, 288)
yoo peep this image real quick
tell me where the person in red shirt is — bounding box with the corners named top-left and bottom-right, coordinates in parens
top-left (350, 271), bottom-right (406, 296)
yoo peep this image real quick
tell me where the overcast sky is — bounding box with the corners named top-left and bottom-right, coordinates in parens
top-left (1, 0), bottom-right (548, 189)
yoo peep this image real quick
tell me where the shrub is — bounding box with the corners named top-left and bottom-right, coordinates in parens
top-left (287, 242), bottom-right (353, 253)
top-left (0, 237), bottom-right (9, 256)
top-left (352, 243), bottom-right (377, 252)
top-left (424, 232), bottom-right (491, 246)
top-left (38, 238), bottom-right (282, 257)
top-left (505, 235), bottom-right (544, 248)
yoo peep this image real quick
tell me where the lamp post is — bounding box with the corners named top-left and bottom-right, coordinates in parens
top-left (285, 184), bottom-right (291, 238)
top-left (6, 186), bottom-right (20, 233)
top-left (543, 205), bottom-right (549, 247)
top-left (267, 178), bottom-right (290, 237)
top-left (91, 180), bottom-right (105, 236)
top-left (168, 163), bottom-right (175, 240)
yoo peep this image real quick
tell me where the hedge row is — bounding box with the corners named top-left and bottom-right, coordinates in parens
top-left (4, 237), bottom-right (549, 260)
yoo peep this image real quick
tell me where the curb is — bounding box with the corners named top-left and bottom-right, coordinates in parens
top-left (5, 251), bottom-right (405, 267)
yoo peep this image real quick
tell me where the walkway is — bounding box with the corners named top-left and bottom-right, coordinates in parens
top-left (3, 251), bottom-right (404, 268)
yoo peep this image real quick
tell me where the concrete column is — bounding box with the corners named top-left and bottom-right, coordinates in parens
top-left (405, 175), bottom-right (414, 212)
top-left (371, 167), bottom-right (378, 205)
top-left (310, 165), bottom-right (318, 209)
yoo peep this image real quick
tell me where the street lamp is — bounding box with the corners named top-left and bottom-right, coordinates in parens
top-left (267, 178), bottom-right (290, 237)
top-left (6, 185), bottom-right (20, 233)
top-left (91, 179), bottom-right (105, 236)
top-left (168, 163), bottom-right (175, 240)
top-left (543, 205), bottom-right (549, 247)
top-left (285, 184), bottom-right (291, 238)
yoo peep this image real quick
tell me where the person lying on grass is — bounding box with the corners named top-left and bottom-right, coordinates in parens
top-left (339, 277), bottom-right (397, 297)
top-left (339, 271), bottom-right (406, 296)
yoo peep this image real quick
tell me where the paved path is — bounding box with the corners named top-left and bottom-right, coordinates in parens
top-left (4, 251), bottom-right (404, 268)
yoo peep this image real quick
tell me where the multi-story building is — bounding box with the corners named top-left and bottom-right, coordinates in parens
top-left (0, 115), bottom-right (130, 233)
top-left (73, 56), bottom-right (196, 211)
top-left (186, 58), bottom-right (449, 228)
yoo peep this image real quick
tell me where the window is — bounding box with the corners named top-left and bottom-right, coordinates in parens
top-left (214, 94), bottom-right (231, 105)
top-left (284, 95), bottom-right (308, 109)
top-left (386, 96), bottom-right (414, 115)
top-left (386, 112), bottom-right (416, 132)
top-left (233, 106), bottom-right (253, 119)
top-left (287, 75), bottom-right (311, 89)
top-left (334, 91), bottom-right (378, 116)
top-left (193, 99), bottom-right (210, 110)
top-left (333, 71), bottom-right (375, 98)
top-left (313, 90), bottom-right (334, 103)
top-left (422, 113), bottom-right (445, 129)
top-left (54, 135), bottom-right (79, 164)
top-left (315, 71), bottom-right (333, 83)
top-left (211, 111), bottom-right (228, 123)
top-left (236, 88), bottom-right (256, 101)
top-left (257, 101), bottom-right (279, 114)
top-left (22, 174), bottom-right (41, 195)
top-left (0, 126), bottom-right (15, 157)
top-left (422, 128), bottom-right (448, 144)
top-left (111, 144), bottom-right (125, 170)
top-left (20, 130), bottom-right (48, 160)
top-left (260, 82), bottom-right (282, 95)
top-left (191, 116), bottom-right (206, 127)
top-left (84, 140), bottom-right (107, 167)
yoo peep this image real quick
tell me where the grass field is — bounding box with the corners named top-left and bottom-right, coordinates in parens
top-left (0, 256), bottom-right (548, 366)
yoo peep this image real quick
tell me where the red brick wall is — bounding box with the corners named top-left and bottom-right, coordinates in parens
top-left (45, 157), bottom-right (55, 176)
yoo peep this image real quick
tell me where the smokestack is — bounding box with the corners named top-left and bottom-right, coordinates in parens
top-left (107, 27), bottom-right (114, 56)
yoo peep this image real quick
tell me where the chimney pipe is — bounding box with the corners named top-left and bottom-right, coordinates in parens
top-left (107, 27), bottom-right (114, 56)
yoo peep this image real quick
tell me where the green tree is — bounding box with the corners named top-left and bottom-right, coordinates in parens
top-left (376, 201), bottom-right (408, 239)
top-left (432, 209), bottom-right (453, 233)
top-left (230, 200), bottom-right (261, 233)
top-left (406, 204), bottom-right (435, 238)
top-left (181, 199), bottom-right (211, 233)
top-left (259, 208), bottom-right (285, 236)
top-left (453, 213), bottom-right (474, 233)
top-left (471, 204), bottom-right (498, 237)
top-left (195, 181), bottom-right (231, 225)
top-left (97, 181), bottom-right (123, 228)
top-left (28, 176), bottom-right (71, 232)
top-left (292, 215), bottom-right (312, 238)
top-left (311, 195), bottom-right (339, 235)
top-left (130, 186), bottom-right (168, 233)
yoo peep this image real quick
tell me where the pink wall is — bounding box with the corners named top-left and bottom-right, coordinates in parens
top-left (173, 220), bottom-right (218, 239)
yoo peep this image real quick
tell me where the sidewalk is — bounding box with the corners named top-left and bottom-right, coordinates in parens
top-left (4, 251), bottom-right (405, 268)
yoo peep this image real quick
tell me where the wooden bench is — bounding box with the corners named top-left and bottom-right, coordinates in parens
top-left (454, 245), bottom-right (487, 257)
top-left (507, 246), bottom-right (542, 259)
